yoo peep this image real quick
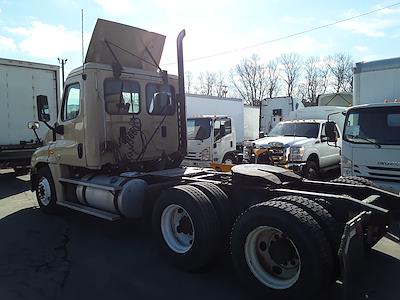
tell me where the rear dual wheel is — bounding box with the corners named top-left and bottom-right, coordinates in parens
top-left (152, 184), bottom-right (222, 271)
top-left (230, 200), bottom-right (334, 300)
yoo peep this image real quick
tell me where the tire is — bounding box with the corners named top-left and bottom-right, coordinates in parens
top-left (222, 153), bottom-right (236, 165)
top-left (152, 185), bottom-right (221, 271)
top-left (35, 167), bottom-right (59, 214)
top-left (230, 201), bottom-right (333, 300)
top-left (330, 177), bottom-right (367, 186)
top-left (342, 176), bottom-right (378, 188)
top-left (303, 159), bottom-right (319, 180)
top-left (189, 182), bottom-right (235, 252)
top-left (268, 196), bottom-right (341, 255)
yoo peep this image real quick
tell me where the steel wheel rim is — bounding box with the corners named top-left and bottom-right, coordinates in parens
top-left (161, 204), bottom-right (195, 254)
top-left (245, 226), bottom-right (301, 289)
top-left (37, 177), bottom-right (52, 206)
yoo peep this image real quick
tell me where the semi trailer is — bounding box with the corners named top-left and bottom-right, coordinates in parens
top-left (30, 19), bottom-right (400, 300)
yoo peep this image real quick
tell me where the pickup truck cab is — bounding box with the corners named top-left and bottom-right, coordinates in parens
top-left (243, 119), bottom-right (341, 179)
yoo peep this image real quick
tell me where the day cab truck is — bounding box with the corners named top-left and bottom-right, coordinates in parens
top-left (243, 106), bottom-right (345, 179)
top-left (30, 19), bottom-right (400, 300)
top-left (337, 57), bottom-right (400, 194)
top-left (0, 58), bottom-right (59, 174)
top-left (183, 95), bottom-right (244, 168)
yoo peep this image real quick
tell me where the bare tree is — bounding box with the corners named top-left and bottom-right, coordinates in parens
top-left (280, 53), bottom-right (302, 97)
top-left (214, 71), bottom-right (228, 97)
top-left (196, 72), bottom-right (217, 96)
top-left (327, 53), bottom-right (353, 93)
top-left (266, 59), bottom-right (280, 98)
top-left (230, 54), bottom-right (268, 106)
top-left (185, 71), bottom-right (193, 94)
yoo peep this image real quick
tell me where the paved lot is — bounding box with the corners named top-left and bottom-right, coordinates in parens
top-left (0, 169), bottom-right (399, 300)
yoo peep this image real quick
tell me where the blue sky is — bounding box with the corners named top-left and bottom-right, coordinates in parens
top-left (0, 0), bottom-right (399, 76)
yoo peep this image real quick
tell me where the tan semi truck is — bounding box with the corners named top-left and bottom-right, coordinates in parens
top-left (29, 19), bottom-right (400, 299)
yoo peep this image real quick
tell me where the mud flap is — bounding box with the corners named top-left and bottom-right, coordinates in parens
top-left (338, 211), bottom-right (370, 300)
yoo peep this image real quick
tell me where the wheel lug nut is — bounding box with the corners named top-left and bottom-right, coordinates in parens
top-left (274, 234), bottom-right (280, 239)
top-left (290, 260), bottom-right (296, 266)
top-left (178, 208), bottom-right (183, 213)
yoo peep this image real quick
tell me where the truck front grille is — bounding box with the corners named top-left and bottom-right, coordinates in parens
top-left (185, 152), bottom-right (201, 160)
top-left (353, 165), bottom-right (400, 182)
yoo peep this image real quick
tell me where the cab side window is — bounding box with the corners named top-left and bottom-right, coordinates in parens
top-left (214, 119), bottom-right (232, 141)
top-left (321, 123), bottom-right (340, 139)
top-left (62, 83), bottom-right (80, 121)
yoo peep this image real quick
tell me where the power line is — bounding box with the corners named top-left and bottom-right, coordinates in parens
top-left (162, 2), bottom-right (400, 66)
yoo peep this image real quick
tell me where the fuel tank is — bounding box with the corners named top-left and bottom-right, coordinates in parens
top-left (76, 174), bottom-right (147, 218)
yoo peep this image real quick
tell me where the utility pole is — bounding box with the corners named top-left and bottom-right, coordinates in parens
top-left (58, 58), bottom-right (67, 89)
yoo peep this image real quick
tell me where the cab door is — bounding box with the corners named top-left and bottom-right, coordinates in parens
top-left (319, 122), bottom-right (341, 168)
top-left (48, 78), bottom-right (86, 167)
top-left (213, 118), bottom-right (235, 163)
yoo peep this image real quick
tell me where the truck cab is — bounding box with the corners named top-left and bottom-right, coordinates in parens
top-left (182, 115), bottom-right (237, 168)
top-left (30, 19), bottom-right (186, 207)
top-left (341, 102), bottom-right (400, 193)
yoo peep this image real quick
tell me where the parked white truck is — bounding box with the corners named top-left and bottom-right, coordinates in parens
top-left (243, 106), bottom-right (345, 179)
top-left (336, 57), bottom-right (400, 193)
top-left (0, 58), bottom-right (59, 173)
top-left (183, 95), bottom-right (258, 167)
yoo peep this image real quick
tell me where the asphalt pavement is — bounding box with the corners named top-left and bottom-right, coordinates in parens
top-left (0, 169), bottom-right (399, 300)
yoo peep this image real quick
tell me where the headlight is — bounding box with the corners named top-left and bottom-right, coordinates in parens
top-left (341, 156), bottom-right (353, 176)
top-left (201, 148), bottom-right (210, 161)
top-left (290, 146), bottom-right (304, 161)
top-left (290, 146), bottom-right (304, 155)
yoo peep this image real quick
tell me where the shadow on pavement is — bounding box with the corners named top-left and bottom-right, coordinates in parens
top-left (0, 207), bottom-right (248, 300)
top-left (0, 206), bottom-right (399, 300)
top-left (0, 172), bottom-right (30, 200)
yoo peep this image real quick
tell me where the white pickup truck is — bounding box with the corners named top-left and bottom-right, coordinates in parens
top-left (243, 119), bottom-right (342, 178)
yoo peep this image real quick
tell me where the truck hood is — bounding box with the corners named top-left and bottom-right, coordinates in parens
top-left (253, 136), bottom-right (315, 148)
top-left (85, 19), bottom-right (165, 71)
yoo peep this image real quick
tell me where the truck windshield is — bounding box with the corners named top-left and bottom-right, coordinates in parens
top-left (187, 118), bottom-right (212, 140)
top-left (268, 123), bottom-right (320, 138)
top-left (344, 106), bottom-right (400, 145)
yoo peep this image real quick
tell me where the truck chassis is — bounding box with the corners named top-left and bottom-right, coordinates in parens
top-left (30, 163), bottom-right (400, 300)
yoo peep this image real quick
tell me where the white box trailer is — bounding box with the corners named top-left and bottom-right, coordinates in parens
top-left (0, 58), bottom-right (59, 172)
top-left (185, 94), bottom-right (245, 143)
top-left (353, 57), bottom-right (400, 105)
top-left (260, 96), bottom-right (304, 135)
top-left (287, 106), bottom-right (346, 133)
top-left (243, 105), bottom-right (260, 140)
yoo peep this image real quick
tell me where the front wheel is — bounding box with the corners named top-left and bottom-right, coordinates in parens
top-left (303, 159), bottom-right (319, 180)
top-left (222, 153), bottom-right (236, 165)
top-left (35, 167), bottom-right (58, 214)
top-left (231, 201), bottom-right (333, 300)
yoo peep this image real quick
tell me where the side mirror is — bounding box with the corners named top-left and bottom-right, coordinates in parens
top-left (325, 121), bottom-right (337, 143)
top-left (259, 131), bottom-right (265, 138)
top-left (37, 95), bottom-right (50, 122)
top-left (27, 121), bottom-right (40, 130)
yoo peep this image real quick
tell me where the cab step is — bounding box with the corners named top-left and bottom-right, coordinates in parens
top-left (57, 201), bottom-right (120, 221)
